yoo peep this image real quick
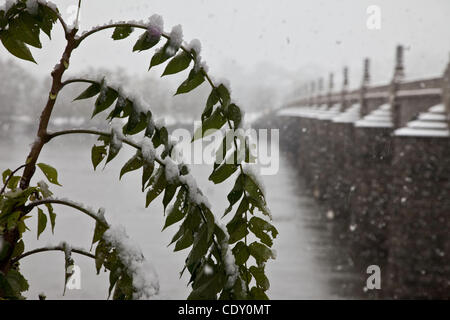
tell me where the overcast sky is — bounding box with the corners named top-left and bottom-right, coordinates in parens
top-left (1, 0), bottom-right (450, 102)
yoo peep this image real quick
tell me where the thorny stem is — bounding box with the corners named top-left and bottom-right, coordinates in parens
top-left (11, 246), bottom-right (95, 264)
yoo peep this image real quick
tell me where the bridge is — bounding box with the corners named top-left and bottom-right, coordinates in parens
top-left (255, 45), bottom-right (450, 299)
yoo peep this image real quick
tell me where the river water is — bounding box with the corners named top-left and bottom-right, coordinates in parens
top-left (0, 133), bottom-right (363, 300)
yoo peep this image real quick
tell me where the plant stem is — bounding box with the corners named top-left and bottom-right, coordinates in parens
top-left (25, 198), bottom-right (109, 228)
top-left (0, 24), bottom-right (77, 276)
top-left (20, 30), bottom-right (78, 190)
top-left (12, 246), bottom-right (95, 264)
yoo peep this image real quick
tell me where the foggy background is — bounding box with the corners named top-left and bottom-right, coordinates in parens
top-left (1, 0), bottom-right (449, 300)
top-left (1, 0), bottom-right (450, 121)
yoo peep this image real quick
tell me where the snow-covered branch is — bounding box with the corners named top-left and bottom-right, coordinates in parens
top-left (26, 198), bottom-right (109, 228)
top-left (11, 244), bottom-right (95, 264)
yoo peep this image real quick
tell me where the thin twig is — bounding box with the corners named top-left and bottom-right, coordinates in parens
top-left (25, 198), bottom-right (108, 228)
top-left (12, 245), bottom-right (95, 264)
top-left (75, 0), bottom-right (82, 29)
top-left (61, 78), bottom-right (97, 88)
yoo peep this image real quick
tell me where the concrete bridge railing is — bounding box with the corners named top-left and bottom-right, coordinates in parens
top-left (255, 45), bottom-right (450, 299)
top-left (284, 45), bottom-right (448, 129)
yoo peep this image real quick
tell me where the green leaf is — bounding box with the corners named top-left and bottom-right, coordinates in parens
top-left (172, 205), bottom-right (201, 250)
top-left (249, 266), bottom-right (270, 291)
top-left (95, 240), bottom-right (108, 274)
top-left (107, 263), bottom-right (122, 299)
top-left (5, 269), bottom-right (29, 297)
top-left (203, 206), bottom-right (216, 243)
top-left (112, 26), bottom-right (133, 40)
top-left (169, 222), bottom-right (184, 247)
top-left (142, 162), bottom-right (155, 192)
top-left (37, 4), bottom-right (58, 39)
top-left (215, 130), bottom-right (234, 165)
top-left (93, 87), bottom-right (118, 118)
top-left (113, 273), bottom-right (134, 300)
top-left (119, 153), bottom-right (144, 179)
top-left (163, 184), bottom-right (178, 211)
top-left (45, 203), bottom-right (56, 234)
top-left (7, 176), bottom-right (20, 190)
top-left (186, 223), bottom-right (209, 268)
top-left (0, 30), bottom-right (36, 63)
top-left (0, 273), bottom-right (14, 298)
top-left (91, 145), bottom-right (107, 170)
top-left (175, 68), bottom-right (205, 95)
top-left (235, 197), bottom-right (249, 217)
top-left (158, 127), bottom-right (169, 147)
top-left (163, 189), bottom-right (188, 230)
top-left (227, 103), bottom-right (242, 128)
top-left (124, 112), bottom-right (147, 135)
top-left (108, 96), bottom-right (131, 120)
top-left (226, 210), bottom-right (248, 244)
top-left (248, 242), bottom-right (275, 265)
top-left (174, 231), bottom-right (193, 252)
top-left (217, 84), bottom-right (231, 106)
top-left (250, 286), bottom-right (269, 300)
top-left (9, 13), bottom-right (42, 48)
top-left (209, 163), bottom-right (238, 184)
top-left (204, 88), bottom-right (219, 120)
top-left (149, 42), bottom-right (173, 69)
top-left (249, 216), bottom-right (278, 247)
top-left (232, 241), bottom-right (250, 265)
top-left (162, 51), bottom-right (191, 76)
top-left (192, 107), bottom-right (226, 141)
top-left (74, 83), bottom-right (101, 101)
top-left (105, 133), bottom-right (121, 165)
top-left (92, 220), bottom-right (108, 246)
top-left (244, 138), bottom-right (257, 164)
top-left (243, 174), bottom-right (270, 217)
top-left (108, 261), bottom-right (121, 298)
top-left (145, 168), bottom-right (166, 207)
top-left (37, 180), bottom-right (53, 198)
top-left (145, 116), bottom-right (155, 138)
top-left (0, 241), bottom-right (11, 261)
top-left (37, 207), bottom-right (47, 239)
top-left (37, 163), bottom-right (61, 186)
top-left (2, 168), bottom-right (12, 184)
top-left (187, 272), bottom-right (223, 300)
top-left (133, 31), bottom-right (160, 51)
top-left (11, 240), bottom-right (24, 259)
top-left (225, 174), bottom-right (244, 214)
